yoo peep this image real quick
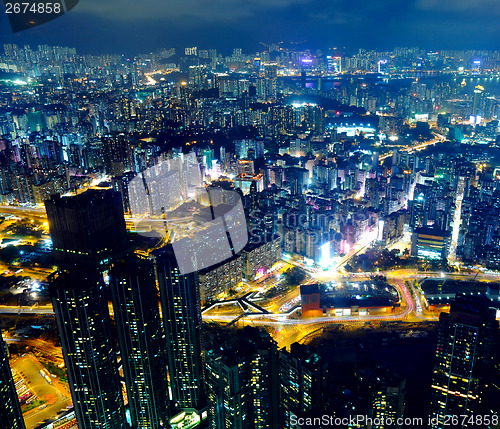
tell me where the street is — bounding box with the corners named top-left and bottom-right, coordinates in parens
top-left (12, 354), bottom-right (71, 429)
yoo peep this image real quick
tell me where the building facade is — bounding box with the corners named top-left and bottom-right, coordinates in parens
top-left (110, 255), bottom-right (170, 428)
top-left (45, 189), bottom-right (126, 266)
top-left (50, 270), bottom-right (125, 429)
top-left (429, 295), bottom-right (498, 428)
top-left (0, 332), bottom-right (25, 429)
top-left (199, 255), bottom-right (242, 303)
top-left (241, 235), bottom-right (281, 279)
top-left (151, 245), bottom-right (206, 412)
top-left (205, 327), bottom-right (280, 429)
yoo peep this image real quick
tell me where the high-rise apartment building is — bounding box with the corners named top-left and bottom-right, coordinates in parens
top-left (45, 189), bottom-right (126, 266)
top-left (151, 245), bottom-right (206, 411)
top-left (0, 332), bottom-right (25, 429)
top-left (205, 327), bottom-right (280, 429)
top-left (280, 343), bottom-right (328, 427)
top-left (429, 295), bottom-right (498, 428)
top-left (50, 269), bottom-right (125, 429)
top-left (110, 255), bottom-right (170, 428)
top-left (46, 189), bottom-right (127, 429)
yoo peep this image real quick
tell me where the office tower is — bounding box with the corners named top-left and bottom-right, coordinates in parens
top-left (280, 343), bottom-right (328, 427)
top-left (410, 188), bottom-right (427, 229)
top-left (50, 269), bottom-right (125, 429)
top-left (151, 245), bottom-right (206, 411)
top-left (109, 255), bottom-right (170, 428)
top-left (205, 326), bottom-right (280, 429)
top-left (0, 332), bottom-right (25, 429)
top-left (429, 295), bottom-right (498, 428)
top-left (410, 227), bottom-right (451, 259)
top-left (45, 189), bottom-right (126, 266)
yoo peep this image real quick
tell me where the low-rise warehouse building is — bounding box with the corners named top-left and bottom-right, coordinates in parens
top-left (300, 281), bottom-right (400, 318)
top-left (419, 278), bottom-right (500, 315)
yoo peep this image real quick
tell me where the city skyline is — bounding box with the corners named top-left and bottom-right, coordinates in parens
top-left (0, 0), bottom-right (499, 55)
top-left (0, 13), bottom-right (499, 425)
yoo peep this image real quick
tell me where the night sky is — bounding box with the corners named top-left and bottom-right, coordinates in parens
top-left (0, 0), bottom-right (499, 55)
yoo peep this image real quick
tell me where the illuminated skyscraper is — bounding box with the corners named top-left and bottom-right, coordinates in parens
top-left (410, 186), bottom-right (428, 229)
top-left (50, 269), bottom-right (125, 429)
top-left (110, 255), bottom-right (170, 428)
top-left (368, 370), bottom-right (406, 428)
top-left (102, 133), bottom-right (131, 176)
top-left (46, 189), bottom-right (127, 429)
top-left (205, 327), bottom-right (280, 429)
top-left (280, 343), bottom-right (328, 427)
top-left (429, 295), bottom-right (498, 428)
top-left (151, 245), bottom-right (206, 411)
top-left (0, 332), bottom-right (25, 429)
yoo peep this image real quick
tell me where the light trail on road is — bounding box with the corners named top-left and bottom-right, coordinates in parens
top-left (449, 176), bottom-right (465, 264)
top-left (379, 132), bottom-right (446, 161)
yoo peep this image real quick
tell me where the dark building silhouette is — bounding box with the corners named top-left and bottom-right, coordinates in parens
top-left (429, 295), bottom-right (498, 428)
top-left (0, 332), bottom-right (25, 429)
top-left (50, 269), bottom-right (125, 429)
top-left (46, 189), bottom-right (129, 427)
top-left (151, 245), bottom-right (206, 412)
top-left (45, 189), bottom-right (126, 266)
top-left (109, 255), bottom-right (170, 428)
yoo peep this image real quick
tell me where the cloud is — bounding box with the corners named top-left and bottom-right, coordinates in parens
top-left (309, 10), bottom-right (364, 26)
top-left (415, 0), bottom-right (500, 15)
top-left (3, 0), bottom-right (499, 54)
top-left (75, 0), bottom-right (312, 22)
